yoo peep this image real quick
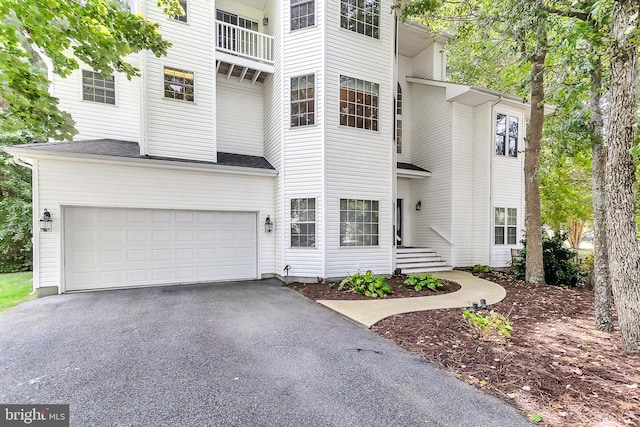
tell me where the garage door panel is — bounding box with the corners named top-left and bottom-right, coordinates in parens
top-left (65, 207), bottom-right (257, 291)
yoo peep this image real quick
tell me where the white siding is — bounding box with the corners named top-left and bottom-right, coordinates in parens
top-left (35, 159), bottom-right (275, 290)
top-left (143, 0), bottom-right (216, 161)
top-left (397, 178), bottom-right (413, 247)
top-left (472, 102), bottom-right (492, 265)
top-left (216, 79), bottom-right (264, 156)
top-left (410, 84), bottom-right (452, 262)
top-left (324, 0), bottom-right (395, 277)
top-left (412, 45), bottom-right (436, 80)
top-left (451, 103), bottom-right (475, 266)
top-left (51, 65), bottom-right (140, 142)
top-left (397, 55), bottom-right (412, 163)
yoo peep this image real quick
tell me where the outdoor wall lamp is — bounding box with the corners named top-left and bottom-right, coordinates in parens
top-left (262, 16), bottom-right (269, 26)
top-left (415, 200), bottom-right (422, 211)
top-left (265, 215), bottom-right (273, 232)
top-left (39, 208), bottom-right (52, 232)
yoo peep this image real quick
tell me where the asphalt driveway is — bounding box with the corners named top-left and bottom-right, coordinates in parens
top-left (0, 280), bottom-right (530, 426)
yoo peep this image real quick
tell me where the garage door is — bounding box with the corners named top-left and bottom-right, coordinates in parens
top-left (64, 207), bottom-right (257, 291)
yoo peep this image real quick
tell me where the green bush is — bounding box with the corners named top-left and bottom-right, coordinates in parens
top-left (472, 264), bottom-right (493, 273)
top-left (403, 273), bottom-right (441, 291)
top-left (462, 309), bottom-right (513, 339)
top-left (338, 270), bottom-right (392, 298)
top-left (512, 233), bottom-right (580, 286)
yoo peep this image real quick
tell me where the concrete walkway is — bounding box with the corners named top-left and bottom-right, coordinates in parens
top-left (317, 270), bottom-right (507, 328)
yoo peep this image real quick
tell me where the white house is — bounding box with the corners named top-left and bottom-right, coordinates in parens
top-left (4, 0), bottom-right (529, 295)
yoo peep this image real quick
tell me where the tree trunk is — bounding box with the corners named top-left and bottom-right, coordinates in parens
top-left (604, 0), bottom-right (640, 351)
top-left (568, 220), bottom-right (585, 249)
top-left (524, 14), bottom-right (547, 284)
top-left (590, 56), bottom-right (614, 332)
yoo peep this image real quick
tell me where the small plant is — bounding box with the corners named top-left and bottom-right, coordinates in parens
top-left (462, 309), bottom-right (513, 339)
top-left (528, 413), bottom-right (543, 423)
top-left (472, 264), bottom-right (492, 273)
top-left (338, 270), bottom-right (392, 298)
top-left (403, 273), bottom-right (442, 291)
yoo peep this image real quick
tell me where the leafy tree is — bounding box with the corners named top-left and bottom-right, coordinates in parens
top-left (0, 0), bottom-right (181, 140)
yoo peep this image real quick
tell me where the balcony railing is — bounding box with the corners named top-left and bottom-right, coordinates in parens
top-left (215, 21), bottom-right (273, 65)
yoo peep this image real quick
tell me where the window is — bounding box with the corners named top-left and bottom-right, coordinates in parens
top-left (163, 67), bottom-right (194, 102)
top-left (339, 75), bottom-right (379, 131)
top-left (173, 0), bottom-right (187, 22)
top-left (216, 9), bottom-right (258, 30)
top-left (291, 75), bottom-right (315, 127)
top-left (291, 0), bottom-right (315, 30)
top-left (495, 207), bottom-right (517, 245)
top-left (291, 198), bottom-right (316, 247)
top-left (340, 199), bottom-right (379, 246)
top-left (340, 0), bottom-right (380, 39)
top-left (496, 113), bottom-right (519, 157)
top-left (82, 70), bottom-right (115, 105)
top-left (216, 10), bottom-right (259, 54)
top-left (396, 83), bottom-right (402, 153)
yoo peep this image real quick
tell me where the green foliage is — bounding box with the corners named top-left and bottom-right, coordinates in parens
top-left (0, 271), bottom-right (34, 312)
top-left (339, 270), bottom-right (392, 298)
top-left (529, 413), bottom-right (543, 423)
top-left (403, 273), bottom-right (441, 291)
top-left (462, 309), bottom-right (513, 339)
top-left (472, 264), bottom-right (492, 273)
top-left (0, 133), bottom-right (36, 272)
top-left (0, 0), bottom-right (178, 139)
top-left (512, 233), bottom-right (581, 286)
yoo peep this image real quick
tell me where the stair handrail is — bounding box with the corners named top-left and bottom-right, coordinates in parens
top-left (430, 225), bottom-right (454, 246)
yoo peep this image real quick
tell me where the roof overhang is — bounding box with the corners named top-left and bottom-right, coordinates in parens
top-left (398, 20), bottom-right (450, 58)
top-left (397, 162), bottom-right (432, 179)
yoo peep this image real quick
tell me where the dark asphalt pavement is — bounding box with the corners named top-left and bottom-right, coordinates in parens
top-left (0, 279), bottom-right (530, 426)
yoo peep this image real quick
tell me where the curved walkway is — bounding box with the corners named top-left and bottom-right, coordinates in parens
top-left (317, 270), bottom-right (507, 328)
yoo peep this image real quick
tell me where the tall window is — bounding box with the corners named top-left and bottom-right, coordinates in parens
top-left (291, 75), bottom-right (315, 127)
top-left (291, 198), bottom-right (316, 247)
top-left (173, 0), bottom-right (187, 22)
top-left (82, 70), bottom-right (115, 105)
top-left (496, 113), bottom-right (518, 157)
top-left (163, 67), bottom-right (194, 102)
top-left (396, 82), bottom-right (402, 153)
top-left (291, 0), bottom-right (315, 30)
top-left (339, 76), bottom-right (379, 131)
top-left (340, 199), bottom-right (379, 246)
top-left (495, 207), bottom-right (517, 245)
top-left (340, 0), bottom-right (380, 39)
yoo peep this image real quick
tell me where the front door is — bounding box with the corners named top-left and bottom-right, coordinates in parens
top-left (396, 199), bottom-right (403, 246)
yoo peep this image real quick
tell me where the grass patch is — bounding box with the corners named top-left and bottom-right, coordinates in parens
top-left (0, 272), bottom-right (34, 313)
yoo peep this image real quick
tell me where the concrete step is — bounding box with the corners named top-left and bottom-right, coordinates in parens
top-left (401, 265), bottom-right (454, 273)
top-left (397, 247), bottom-right (435, 254)
top-left (397, 260), bottom-right (449, 268)
top-left (396, 255), bottom-right (442, 263)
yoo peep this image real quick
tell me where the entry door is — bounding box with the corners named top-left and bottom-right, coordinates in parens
top-left (396, 199), bottom-right (403, 246)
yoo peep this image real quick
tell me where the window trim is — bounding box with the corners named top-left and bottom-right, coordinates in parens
top-left (339, 198), bottom-right (380, 247)
top-left (171, 0), bottom-right (188, 23)
top-left (291, 0), bottom-right (315, 31)
top-left (495, 112), bottom-right (519, 158)
top-left (494, 207), bottom-right (518, 245)
top-left (290, 74), bottom-right (316, 128)
top-left (290, 197), bottom-right (317, 248)
top-left (81, 70), bottom-right (116, 105)
top-left (163, 66), bottom-right (195, 103)
top-left (339, 0), bottom-right (381, 39)
top-left (339, 75), bottom-right (380, 132)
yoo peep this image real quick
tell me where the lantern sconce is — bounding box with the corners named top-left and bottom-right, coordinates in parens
top-left (415, 200), bottom-right (422, 211)
top-left (40, 208), bottom-right (52, 232)
top-left (265, 215), bottom-right (273, 233)
top-left (262, 16), bottom-right (269, 26)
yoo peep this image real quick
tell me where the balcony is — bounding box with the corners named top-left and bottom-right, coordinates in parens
top-left (215, 20), bottom-right (274, 85)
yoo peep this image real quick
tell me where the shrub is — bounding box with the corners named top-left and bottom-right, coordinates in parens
top-left (512, 233), bottom-right (581, 286)
top-left (472, 264), bottom-right (492, 273)
top-left (403, 273), bottom-right (441, 291)
top-left (462, 309), bottom-right (513, 339)
top-left (338, 270), bottom-right (392, 298)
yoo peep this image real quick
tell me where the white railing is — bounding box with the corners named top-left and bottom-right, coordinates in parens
top-left (215, 21), bottom-right (273, 64)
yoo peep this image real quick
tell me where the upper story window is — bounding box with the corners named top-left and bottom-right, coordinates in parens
top-left (496, 113), bottom-right (518, 157)
top-left (339, 75), bottom-right (379, 131)
top-left (495, 207), bottom-right (517, 245)
top-left (82, 70), bottom-right (115, 105)
top-left (173, 0), bottom-right (187, 22)
top-left (216, 9), bottom-right (259, 30)
top-left (291, 74), bottom-right (315, 127)
top-left (163, 67), bottom-right (194, 102)
top-left (291, 198), bottom-right (316, 247)
top-left (340, 199), bottom-right (379, 246)
top-left (396, 82), bottom-right (402, 153)
top-left (291, 0), bottom-right (315, 30)
top-left (340, 0), bottom-right (380, 39)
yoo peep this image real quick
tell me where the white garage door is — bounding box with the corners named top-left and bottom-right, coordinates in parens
top-left (64, 207), bottom-right (257, 291)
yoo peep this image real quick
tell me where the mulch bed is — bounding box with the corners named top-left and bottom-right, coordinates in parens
top-left (371, 271), bottom-right (640, 426)
top-left (287, 275), bottom-right (461, 300)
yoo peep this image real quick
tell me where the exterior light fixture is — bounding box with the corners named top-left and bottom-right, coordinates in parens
top-left (265, 215), bottom-right (273, 232)
top-left (415, 200), bottom-right (422, 211)
top-left (262, 16), bottom-right (269, 26)
top-left (39, 208), bottom-right (52, 232)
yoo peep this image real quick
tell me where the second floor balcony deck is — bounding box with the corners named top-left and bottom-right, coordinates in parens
top-left (215, 20), bottom-right (274, 85)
